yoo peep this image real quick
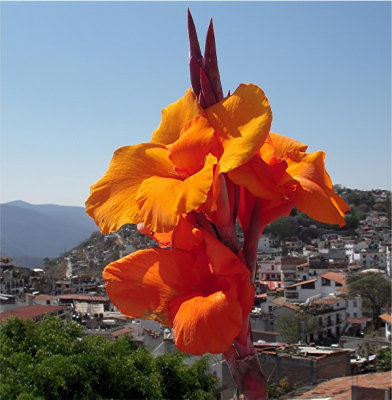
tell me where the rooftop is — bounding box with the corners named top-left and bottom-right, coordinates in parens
top-left (58, 294), bottom-right (108, 302)
top-left (313, 296), bottom-right (343, 306)
top-left (321, 271), bottom-right (346, 285)
top-left (0, 305), bottom-right (65, 321)
top-left (379, 314), bottom-right (392, 324)
top-left (294, 371), bottom-right (391, 399)
top-left (286, 278), bottom-right (317, 288)
top-left (347, 317), bottom-right (372, 324)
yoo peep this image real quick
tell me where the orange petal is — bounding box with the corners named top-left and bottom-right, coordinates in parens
top-left (151, 89), bottom-right (202, 145)
top-left (136, 154), bottom-right (217, 232)
top-left (228, 155), bottom-right (284, 200)
top-left (167, 115), bottom-right (219, 177)
top-left (172, 216), bottom-right (204, 252)
top-left (259, 198), bottom-right (296, 231)
top-left (286, 151), bottom-right (349, 226)
top-left (206, 83), bottom-right (272, 173)
top-left (86, 143), bottom-right (175, 234)
top-left (103, 248), bottom-right (198, 326)
top-left (202, 229), bottom-right (251, 278)
top-left (268, 132), bottom-right (308, 157)
top-left (170, 290), bottom-right (244, 354)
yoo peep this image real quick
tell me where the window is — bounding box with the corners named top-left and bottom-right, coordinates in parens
top-left (271, 265), bottom-right (274, 271)
top-left (303, 282), bottom-right (315, 289)
top-left (353, 300), bottom-right (357, 307)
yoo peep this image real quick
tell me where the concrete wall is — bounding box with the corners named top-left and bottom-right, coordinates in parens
top-left (258, 351), bottom-right (351, 385)
top-left (352, 385), bottom-right (391, 400)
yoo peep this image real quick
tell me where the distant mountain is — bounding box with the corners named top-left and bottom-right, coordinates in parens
top-left (0, 201), bottom-right (98, 267)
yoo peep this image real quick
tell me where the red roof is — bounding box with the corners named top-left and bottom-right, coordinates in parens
top-left (259, 280), bottom-right (283, 290)
top-left (34, 295), bottom-right (56, 301)
top-left (347, 317), bottom-right (372, 324)
top-left (296, 371), bottom-right (391, 399)
top-left (321, 271), bottom-right (346, 285)
top-left (58, 295), bottom-right (108, 302)
top-left (313, 296), bottom-right (343, 305)
top-left (379, 314), bottom-right (392, 324)
top-left (0, 305), bottom-right (64, 321)
top-left (286, 278), bottom-right (317, 288)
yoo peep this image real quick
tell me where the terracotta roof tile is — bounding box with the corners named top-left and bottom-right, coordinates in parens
top-left (296, 371), bottom-right (391, 399)
top-left (379, 314), bottom-right (392, 324)
top-left (58, 295), bottom-right (108, 302)
top-left (111, 328), bottom-right (134, 338)
top-left (34, 295), bottom-right (55, 301)
top-left (347, 317), bottom-right (372, 324)
top-left (321, 271), bottom-right (346, 285)
top-left (286, 278), bottom-right (317, 288)
top-left (0, 305), bottom-right (65, 321)
top-left (313, 296), bottom-right (343, 305)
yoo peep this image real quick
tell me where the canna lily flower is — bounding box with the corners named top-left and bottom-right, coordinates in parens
top-left (232, 132), bottom-right (349, 232)
top-left (102, 217), bottom-right (254, 355)
top-left (86, 83), bottom-right (272, 235)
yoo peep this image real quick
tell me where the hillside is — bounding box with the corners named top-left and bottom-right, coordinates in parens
top-left (0, 201), bottom-right (98, 267)
top-left (43, 224), bottom-right (155, 279)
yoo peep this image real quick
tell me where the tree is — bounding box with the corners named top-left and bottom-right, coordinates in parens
top-left (376, 346), bottom-right (391, 372)
top-left (265, 217), bottom-right (298, 241)
top-left (275, 312), bottom-right (300, 343)
top-left (0, 316), bottom-right (218, 400)
top-left (348, 273), bottom-right (391, 328)
top-left (275, 311), bottom-right (317, 344)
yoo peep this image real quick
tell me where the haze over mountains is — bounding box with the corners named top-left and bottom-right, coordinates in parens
top-left (0, 201), bottom-right (98, 267)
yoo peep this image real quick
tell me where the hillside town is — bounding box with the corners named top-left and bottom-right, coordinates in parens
top-left (1, 188), bottom-right (391, 399)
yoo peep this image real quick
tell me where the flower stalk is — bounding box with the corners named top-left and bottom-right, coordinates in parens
top-left (86, 10), bottom-right (349, 400)
top-left (187, 11), bottom-right (268, 398)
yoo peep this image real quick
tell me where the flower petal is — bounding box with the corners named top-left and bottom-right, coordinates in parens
top-left (206, 83), bottom-right (272, 173)
top-left (228, 155), bottom-right (284, 200)
top-left (167, 115), bottom-right (219, 176)
top-left (151, 89), bottom-right (202, 145)
top-left (266, 132), bottom-right (308, 157)
top-left (86, 143), bottom-right (175, 234)
top-left (286, 151), bottom-right (349, 226)
top-left (136, 154), bottom-right (217, 232)
top-left (170, 290), bottom-right (244, 354)
top-left (103, 248), bottom-right (197, 326)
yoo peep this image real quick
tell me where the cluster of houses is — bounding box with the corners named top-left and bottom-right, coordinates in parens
top-left (252, 207), bottom-right (391, 345)
top-left (0, 191), bottom-right (391, 399)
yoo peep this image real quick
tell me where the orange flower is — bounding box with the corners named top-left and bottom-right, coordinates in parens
top-left (102, 218), bottom-right (254, 355)
top-left (86, 84), bottom-right (272, 235)
top-left (232, 132), bottom-right (349, 230)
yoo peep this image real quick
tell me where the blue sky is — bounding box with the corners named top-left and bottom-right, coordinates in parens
top-left (1, 1), bottom-right (391, 206)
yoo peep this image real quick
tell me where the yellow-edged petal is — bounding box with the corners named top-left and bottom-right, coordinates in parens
top-left (167, 115), bottom-right (219, 176)
top-left (151, 89), bottom-right (202, 145)
top-left (86, 143), bottom-right (175, 234)
top-left (136, 154), bottom-right (217, 232)
top-left (206, 83), bottom-right (272, 173)
top-left (286, 151), bottom-right (349, 226)
top-left (268, 132), bottom-right (308, 157)
top-left (228, 155), bottom-right (284, 200)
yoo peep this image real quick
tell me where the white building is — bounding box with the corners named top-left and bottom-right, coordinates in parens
top-left (258, 236), bottom-right (278, 252)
